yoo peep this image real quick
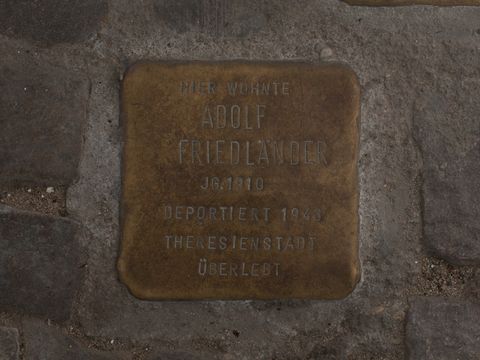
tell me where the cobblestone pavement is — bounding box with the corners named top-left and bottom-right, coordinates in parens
top-left (0, 1), bottom-right (479, 359)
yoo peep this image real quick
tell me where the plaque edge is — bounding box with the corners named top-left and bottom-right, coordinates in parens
top-left (117, 60), bottom-right (363, 301)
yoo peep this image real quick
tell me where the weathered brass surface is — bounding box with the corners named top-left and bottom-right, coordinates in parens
top-left (118, 62), bottom-right (360, 300)
top-left (343, 0), bottom-right (480, 5)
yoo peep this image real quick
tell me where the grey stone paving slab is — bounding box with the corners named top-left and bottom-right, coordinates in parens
top-left (153, 0), bottom-right (268, 37)
top-left (0, 0), bottom-right (108, 46)
top-left (0, 43), bottom-right (89, 186)
top-left (147, 352), bottom-right (201, 360)
top-left (0, 206), bottom-right (85, 322)
top-left (23, 319), bottom-right (129, 360)
top-left (406, 297), bottom-right (480, 360)
top-left (414, 78), bottom-right (480, 265)
top-left (0, 327), bottom-right (19, 360)
top-left (0, 0), bottom-right (477, 359)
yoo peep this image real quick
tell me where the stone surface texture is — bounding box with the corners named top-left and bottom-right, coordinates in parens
top-left (0, 0), bottom-right (108, 47)
top-left (0, 0), bottom-right (478, 358)
top-left (0, 206), bottom-right (84, 322)
top-left (23, 319), bottom-right (129, 360)
top-left (344, 0), bottom-right (480, 5)
top-left (406, 297), bottom-right (480, 359)
top-left (146, 353), bottom-right (201, 360)
top-left (0, 327), bottom-right (19, 360)
top-left (0, 42), bottom-right (89, 186)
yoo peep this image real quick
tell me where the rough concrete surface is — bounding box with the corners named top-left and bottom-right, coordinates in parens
top-left (0, 0), bottom-right (479, 359)
top-left (0, 326), bottom-right (19, 360)
top-left (23, 318), bottom-right (129, 360)
top-left (0, 0), bottom-right (109, 47)
top-left (0, 186), bottom-right (66, 216)
top-left (343, 0), bottom-right (480, 6)
top-left (406, 297), bottom-right (480, 359)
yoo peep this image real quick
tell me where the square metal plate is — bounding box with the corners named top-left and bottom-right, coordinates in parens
top-left (118, 62), bottom-right (360, 300)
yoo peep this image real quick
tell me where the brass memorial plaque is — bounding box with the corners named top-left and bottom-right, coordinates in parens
top-left (118, 62), bottom-right (360, 300)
